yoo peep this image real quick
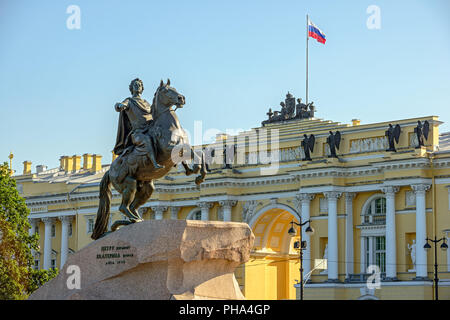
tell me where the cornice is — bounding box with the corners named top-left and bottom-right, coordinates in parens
top-left (289, 157), bottom-right (434, 180)
top-left (23, 154), bottom-right (449, 207)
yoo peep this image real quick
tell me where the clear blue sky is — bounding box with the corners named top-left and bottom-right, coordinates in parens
top-left (1, 0), bottom-right (449, 174)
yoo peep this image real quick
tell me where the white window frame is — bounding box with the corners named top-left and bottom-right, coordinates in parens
top-left (34, 259), bottom-right (40, 270)
top-left (84, 215), bottom-right (96, 234)
top-left (405, 190), bottom-right (416, 207)
top-left (362, 235), bottom-right (386, 274)
top-left (68, 222), bottom-right (73, 237)
top-left (319, 197), bottom-right (328, 214)
top-left (87, 219), bottom-right (94, 234)
top-left (51, 223), bottom-right (56, 238)
top-left (187, 209), bottom-right (202, 221)
top-left (362, 195), bottom-right (386, 225)
top-left (374, 236), bottom-right (386, 273)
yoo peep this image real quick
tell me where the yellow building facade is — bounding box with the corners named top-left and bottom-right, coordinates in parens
top-left (14, 108), bottom-right (450, 300)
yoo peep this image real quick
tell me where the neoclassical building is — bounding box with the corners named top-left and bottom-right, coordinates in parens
top-left (14, 94), bottom-right (450, 300)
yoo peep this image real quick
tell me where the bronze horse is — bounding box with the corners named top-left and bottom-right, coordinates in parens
top-left (92, 80), bottom-right (207, 240)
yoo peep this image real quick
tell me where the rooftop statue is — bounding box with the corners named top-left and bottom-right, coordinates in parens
top-left (385, 124), bottom-right (401, 152)
top-left (301, 134), bottom-right (315, 161)
top-left (327, 130), bottom-right (341, 158)
top-left (92, 79), bottom-right (207, 240)
top-left (414, 120), bottom-right (430, 148)
top-left (223, 143), bottom-right (236, 169)
top-left (262, 92), bottom-right (315, 125)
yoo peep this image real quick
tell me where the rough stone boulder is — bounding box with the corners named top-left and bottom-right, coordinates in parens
top-left (29, 220), bottom-right (254, 300)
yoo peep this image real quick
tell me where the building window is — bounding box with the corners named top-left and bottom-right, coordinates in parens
top-left (34, 259), bottom-right (40, 270)
top-left (35, 225), bottom-right (39, 235)
top-left (87, 218), bottom-right (94, 233)
top-left (375, 237), bottom-right (386, 273)
top-left (364, 236), bottom-right (386, 274)
top-left (319, 197), bottom-right (328, 214)
top-left (51, 224), bottom-right (56, 238)
top-left (68, 223), bottom-right (73, 237)
top-left (363, 197), bottom-right (386, 225)
top-left (193, 211), bottom-right (202, 220)
top-left (188, 210), bottom-right (202, 220)
top-left (365, 237), bottom-right (370, 272)
top-left (405, 191), bottom-right (416, 207)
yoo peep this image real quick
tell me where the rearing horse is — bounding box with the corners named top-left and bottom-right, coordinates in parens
top-left (92, 80), bottom-right (207, 240)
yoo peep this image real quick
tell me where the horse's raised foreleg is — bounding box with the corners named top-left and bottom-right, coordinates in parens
top-left (180, 147), bottom-right (207, 185)
top-left (129, 180), bottom-right (154, 219)
top-left (194, 150), bottom-right (207, 185)
top-left (119, 176), bottom-right (140, 222)
top-left (181, 161), bottom-right (194, 176)
top-left (193, 151), bottom-right (207, 185)
top-left (190, 148), bottom-right (203, 173)
top-left (181, 147), bottom-right (202, 175)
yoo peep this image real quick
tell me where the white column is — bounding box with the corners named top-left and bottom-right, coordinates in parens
top-left (382, 186), bottom-right (399, 280)
top-left (170, 206), bottom-right (181, 220)
top-left (42, 217), bottom-right (54, 270)
top-left (295, 193), bottom-right (315, 277)
top-left (445, 231), bottom-right (450, 272)
top-left (412, 184), bottom-right (430, 279)
top-left (151, 206), bottom-right (167, 220)
top-left (447, 186), bottom-right (450, 211)
top-left (324, 191), bottom-right (342, 282)
top-left (360, 236), bottom-right (366, 274)
top-left (28, 218), bottom-right (38, 259)
top-left (219, 200), bottom-right (237, 222)
top-left (368, 237), bottom-right (374, 266)
top-left (345, 192), bottom-right (356, 278)
top-left (29, 218), bottom-right (38, 237)
top-left (59, 216), bottom-right (72, 268)
top-left (197, 202), bottom-right (213, 221)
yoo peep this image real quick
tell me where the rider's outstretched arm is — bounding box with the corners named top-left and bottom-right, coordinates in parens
top-left (115, 99), bottom-right (130, 112)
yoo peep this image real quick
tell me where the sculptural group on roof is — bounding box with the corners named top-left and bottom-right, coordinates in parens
top-left (262, 92), bottom-right (315, 125)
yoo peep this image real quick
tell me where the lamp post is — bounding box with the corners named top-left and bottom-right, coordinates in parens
top-left (8, 151), bottom-right (13, 176)
top-left (288, 219), bottom-right (314, 300)
top-left (424, 236), bottom-right (448, 300)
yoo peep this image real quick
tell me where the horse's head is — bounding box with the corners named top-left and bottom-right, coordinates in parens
top-left (153, 79), bottom-right (185, 115)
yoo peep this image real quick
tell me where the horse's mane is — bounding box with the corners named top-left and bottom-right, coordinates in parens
top-left (151, 85), bottom-right (177, 121)
top-left (151, 87), bottom-right (160, 120)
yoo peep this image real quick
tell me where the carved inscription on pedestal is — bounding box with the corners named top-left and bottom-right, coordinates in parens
top-left (96, 245), bottom-right (134, 266)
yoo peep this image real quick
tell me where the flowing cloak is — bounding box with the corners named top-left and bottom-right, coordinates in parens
top-left (113, 97), bottom-right (152, 156)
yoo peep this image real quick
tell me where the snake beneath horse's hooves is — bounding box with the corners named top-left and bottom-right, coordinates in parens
top-left (111, 219), bottom-right (143, 232)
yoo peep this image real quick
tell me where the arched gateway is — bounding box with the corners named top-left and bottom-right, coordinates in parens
top-left (244, 203), bottom-right (301, 300)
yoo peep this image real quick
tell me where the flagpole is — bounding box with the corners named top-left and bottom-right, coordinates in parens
top-left (306, 14), bottom-right (309, 105)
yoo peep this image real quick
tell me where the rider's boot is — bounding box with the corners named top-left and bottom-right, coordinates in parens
top-left (151, 156), bottom-right (164, 169)
top-left (147, 145), bottom-right (164, 169)
top-left (142, 135), bottom-right (164, 169)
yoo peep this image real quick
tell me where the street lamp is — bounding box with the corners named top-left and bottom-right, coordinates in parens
top-left (424, 236), bottom-right (448, 300)
top-left (287, 219), bottom-right (314, 300)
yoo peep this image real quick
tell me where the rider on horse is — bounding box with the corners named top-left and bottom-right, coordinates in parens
top-left (91, 79), bottom-right (207, 240)
top-left (113, 78), bottom-right (163, 170)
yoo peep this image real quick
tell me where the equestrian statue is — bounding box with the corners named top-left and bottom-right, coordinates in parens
top-left (91, 78), bottom-right (207, 240)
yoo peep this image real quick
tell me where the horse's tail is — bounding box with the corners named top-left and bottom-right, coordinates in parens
top-left (91, 171), bottom-right (112, 240)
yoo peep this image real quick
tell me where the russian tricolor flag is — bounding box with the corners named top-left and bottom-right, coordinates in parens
top-left (308, 19), bottom-right (326, 44)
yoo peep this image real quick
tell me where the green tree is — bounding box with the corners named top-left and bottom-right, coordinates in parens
top-left (0, 162), bottom-right (57, 299)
